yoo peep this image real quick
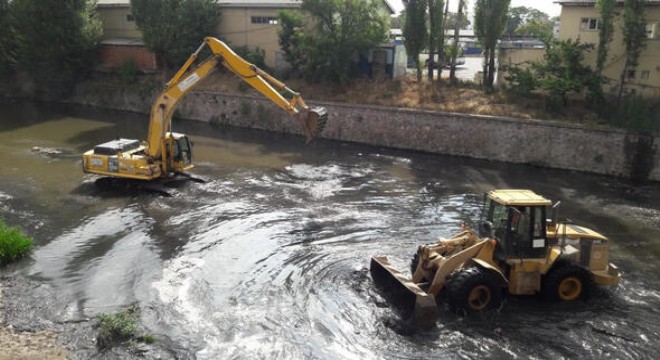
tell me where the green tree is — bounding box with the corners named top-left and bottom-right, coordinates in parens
top-left (506, 39), bottom-right (598, 109)
top-left (449, 0), bottom-right (465, 84)
top-left (426, 0), bottom-right (445, 81)
top-left (10, 0), bottom-right (101, 98)
top-left (0, 0), bottom-right (14, 76)
top-left (592, 0), bottom-right (616, 104)
top-left (505, 6), bottom-right (550, 37)
top-left (617, 0), bottom-right (647, 103)
top-left (514, 19), bottom-right (553, 39)
top-left (130, 0), bottom-right (221, 69)
top-left (444, 10), bottom-right (470, 30)
top-left (300, 0), bottom-right (388, 84)
top-left (402, 0), bottom-right (427, 81)
top-left (474, 0), bottom-right (510, 89)
top-left (278, 10), bottom-right (306, 77)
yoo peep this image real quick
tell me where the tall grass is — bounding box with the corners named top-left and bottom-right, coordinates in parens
top-left (97, 307), bottom-right (155, 349)
top-left (608, 95), bottom-right (660, 134)
top-left (0, 219), bottom-right (32, 266)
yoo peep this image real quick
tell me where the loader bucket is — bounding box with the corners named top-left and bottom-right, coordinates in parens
top-left (301, 107), bottom-right (328, 143)
top-left (370, 256), bottom-right (438, 327)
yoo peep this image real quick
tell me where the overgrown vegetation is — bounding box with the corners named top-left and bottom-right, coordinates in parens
top-left (96, 307), bottom-right (155, 350)
top-left (0, 219), bottom-right (32, 266)
top-left (117, 57), bottom-right (140, 85)
top-left (6, 0), bottom-right (101, 99)
top-left (607, 95), bottom-right (660, 133)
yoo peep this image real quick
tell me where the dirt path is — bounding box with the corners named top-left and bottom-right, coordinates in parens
top-left (0, 282), bottom-right (68, 360)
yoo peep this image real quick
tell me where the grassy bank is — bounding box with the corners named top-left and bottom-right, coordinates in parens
top-left (0, 219), bottom-right (32, 266)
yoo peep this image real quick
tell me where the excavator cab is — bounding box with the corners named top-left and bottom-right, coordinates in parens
top-left (164, 132), bottom-right (193, 172)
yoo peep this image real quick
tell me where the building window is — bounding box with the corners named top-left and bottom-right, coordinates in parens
top-left (579, 18), bottom-right (600, 31)
top-left (627, 70), bottom-right (636, 79)
top-left (126, 14), bottom-right (135, 22)
top-left (641, 70), bottom-right (650, 80)
top-left (251, 16), bottom-right (278, 25)
top-left (646, 23), bottom-right (657, 39)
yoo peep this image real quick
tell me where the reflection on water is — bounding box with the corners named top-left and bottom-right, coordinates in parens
top-left (1, 100), bottom-right (659, 359)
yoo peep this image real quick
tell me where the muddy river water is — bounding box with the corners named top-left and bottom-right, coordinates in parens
top-left (1, 100), bottom-right (659, 359)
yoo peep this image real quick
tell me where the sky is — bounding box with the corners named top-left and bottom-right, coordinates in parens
top-left (390, 0), bottom-right (562, 19)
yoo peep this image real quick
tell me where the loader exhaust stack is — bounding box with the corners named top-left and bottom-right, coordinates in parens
top-left (370, 256), bottom-right (438, 327)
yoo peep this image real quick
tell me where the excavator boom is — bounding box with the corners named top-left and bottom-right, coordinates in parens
top-left (148, 37), bottom-right (327, 158)
top-left (82, 37), bottom-right (327, 185)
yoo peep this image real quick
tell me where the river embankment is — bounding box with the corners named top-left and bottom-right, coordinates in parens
top-left (65, 81), bottom-right (660, 182)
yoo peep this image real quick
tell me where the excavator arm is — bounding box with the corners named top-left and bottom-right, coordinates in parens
top-left (146, 37), bottom-right (327, 159)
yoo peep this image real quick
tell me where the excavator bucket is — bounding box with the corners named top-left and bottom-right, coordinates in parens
top-left (301, 107), bottom-right (328, 143)
top-left (370, 256), bottom-right (438, 327)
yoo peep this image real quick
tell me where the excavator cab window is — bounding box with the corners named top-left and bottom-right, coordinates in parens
top-left (173, 136), bottom-right (192, 166)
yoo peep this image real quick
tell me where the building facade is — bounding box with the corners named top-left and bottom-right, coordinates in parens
top-left (557, 0), bottom-right (660, 98)
top-left (96, 0), bottom-right (398, 74)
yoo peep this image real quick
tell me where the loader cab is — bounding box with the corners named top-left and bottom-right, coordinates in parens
top-left (164, 132), bottom-right (193, 172)
top-left (479, 190), bottom-right (551, 259)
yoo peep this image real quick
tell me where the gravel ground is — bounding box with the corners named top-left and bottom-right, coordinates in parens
top-left (0, 281), bottom-right (67, 360)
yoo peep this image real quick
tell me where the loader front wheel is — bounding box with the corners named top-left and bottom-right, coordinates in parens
top-left (542, 263), bottom-right (592, 301)
top-left (446, 267), bottom-right (502, 315)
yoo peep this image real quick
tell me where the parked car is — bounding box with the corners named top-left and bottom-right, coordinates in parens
top-left (424, 56), bottom-right (466, 69)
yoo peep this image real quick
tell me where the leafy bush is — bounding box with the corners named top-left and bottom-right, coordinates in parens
top-left (503, 39), bottom-right (600, 110)
top-left (117, 57), bottom-right (139, 85)
top-left (503, 64), bottom-right (538, 95)
top-left (97, 306), bottom-right (155, 349)
top-left (608, 95), bottom-right (660, 134)
top-left (0, 219), bottom-right (32, 266)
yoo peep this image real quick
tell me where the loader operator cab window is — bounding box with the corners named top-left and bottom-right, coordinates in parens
top-left (509, 206), bottom-right (547, 258)
top-left (480, 197), bottom-right (508, 241)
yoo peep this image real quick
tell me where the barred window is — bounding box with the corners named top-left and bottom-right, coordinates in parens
top-left (251, 16), bottom-right (278, 25)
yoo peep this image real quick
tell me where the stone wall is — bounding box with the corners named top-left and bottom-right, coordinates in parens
top-left (68, 85), bottom-right (660, 181)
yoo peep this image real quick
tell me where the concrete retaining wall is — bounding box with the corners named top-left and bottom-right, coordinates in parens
top-left (69, 84), bottom-right (660, 181)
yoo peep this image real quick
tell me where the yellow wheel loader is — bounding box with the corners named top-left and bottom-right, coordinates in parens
top-left (371, 189), bottom-right (621, 326)
top-left (82, 37), bottom-right (327, 194)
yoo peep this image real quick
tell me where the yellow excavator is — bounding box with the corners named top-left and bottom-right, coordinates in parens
top-left (371, 189), bottom-right (621, 326)
top-left (82, 37), bottom-right (327, 192)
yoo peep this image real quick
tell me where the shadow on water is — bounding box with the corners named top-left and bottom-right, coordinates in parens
top-left (1, 101), bottom-right (659, 359)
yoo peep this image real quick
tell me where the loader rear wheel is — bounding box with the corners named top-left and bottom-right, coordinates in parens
top-left (542, 263), bottom-right (592, 301)
top-left (446, 267), bottom-right (502, 315)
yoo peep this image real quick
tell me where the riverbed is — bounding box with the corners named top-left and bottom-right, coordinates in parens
top-left (1, 100), bottom-right (659, 359)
